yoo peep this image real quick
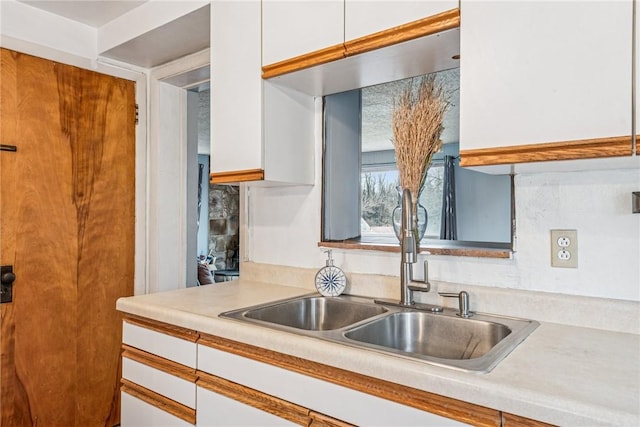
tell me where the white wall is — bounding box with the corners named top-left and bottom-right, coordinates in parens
top-left (147, 81), bottom-right (187, 293)
top-left (248, 102), bottom-right (640, 302)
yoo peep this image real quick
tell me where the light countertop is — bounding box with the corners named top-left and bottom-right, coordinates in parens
top-left (116, 280), bottom-right (640, 427)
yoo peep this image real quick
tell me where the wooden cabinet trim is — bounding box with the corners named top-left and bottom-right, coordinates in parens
top-left (197, 370), bottom-right (311, 426)
top-left (197, 334), bottom-right (501, 427)
top-left (123, 314), bottom-right (199, 343)
top-left (210, 168), bottom-right (265, 184)
top-left (308, 411), bottom-right (355, 427)
top-left (502, 412), bottom-right (556, 427)
top-left (122, 344), bottom-right (197, 383)
top-left (121, 378), bottom-right (196, 424)
top-left (261, 9), bottom-right (460, 79)
top-left (344, 8), bottom-right (460, 57)
top-left (459, 135), bottom-right (632, 167)
top-left (262, 44), bottom-right (346, 79)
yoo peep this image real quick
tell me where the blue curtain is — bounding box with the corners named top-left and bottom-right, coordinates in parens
top-left (440, 156), bottom-right (457, 240)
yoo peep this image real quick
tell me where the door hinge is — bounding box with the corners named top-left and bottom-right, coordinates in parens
top-left (0, 144), bottom-right (17, 152)
top-left (135, 104), bottom-right (139, 125)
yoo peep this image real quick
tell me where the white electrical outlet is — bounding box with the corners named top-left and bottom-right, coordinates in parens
top-left (551, 230), bottom-right (578, 268)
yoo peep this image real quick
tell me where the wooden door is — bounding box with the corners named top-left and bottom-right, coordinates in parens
top-left (0, 49), bottom-right (135, 426)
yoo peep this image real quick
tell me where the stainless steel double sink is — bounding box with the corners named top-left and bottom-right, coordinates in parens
top-left (220, 294), bottom-right (539, 373)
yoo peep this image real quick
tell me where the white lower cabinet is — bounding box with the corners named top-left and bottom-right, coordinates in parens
top-left (196, 339), bottom-right (469, 427)
top-left (122, 357), bottom-right (196, 408)
top-left (121, 391), bottom-right (194, 427)
top-left (118, 316), bottom-right (549, 426)
top-left (120, 317), bottom-right (198, 426)
top-left (197, 385), bottom-right (298, 427)
top-left (122, 318), bottom-right (198, 368)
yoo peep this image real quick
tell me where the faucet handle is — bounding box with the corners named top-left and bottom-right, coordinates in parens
top-left (422, 259), bottom-right (431, 290)
top-left (439, 291), bottom-right (472, 318)
top-left (408, 260), bottom-right (431, 292)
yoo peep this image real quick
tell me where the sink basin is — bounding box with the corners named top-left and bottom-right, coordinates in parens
top-left (344, 311), bottom-right (511, 360)
top-left (219, 293), bottom-right (538, 373)
top-left (223, 295), bottom-right (388, 331)
top-left (343, 310), bottom-right (538, 372)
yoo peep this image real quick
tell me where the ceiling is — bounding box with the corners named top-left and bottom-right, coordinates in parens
top-left (100, 5), bottom-right (211, 68)
top-left (18, 0), bottom-right (210, 68)
top-left (19, 1), bottom-right (148, 27)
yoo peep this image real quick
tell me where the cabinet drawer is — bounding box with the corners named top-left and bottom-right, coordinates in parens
top-left (121, 385), bottom-right (195, 427)
top-left (197, 385), bottom-right (299, 426)
top-left (122, 354), bottom-right (196, 408)
top-left (122, 317), bottom-right (197, 367)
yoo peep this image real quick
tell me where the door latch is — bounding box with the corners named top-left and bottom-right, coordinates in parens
top-left (1, 265), bottom-right (16, 303)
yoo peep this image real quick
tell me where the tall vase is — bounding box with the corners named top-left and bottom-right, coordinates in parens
top-left (392, 187), bottom-right (428, 242)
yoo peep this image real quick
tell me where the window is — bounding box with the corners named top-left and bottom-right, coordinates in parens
top-left (322, 68), bottom-right (513, 250)
top-left (360, 164), bottom-right (444, 241)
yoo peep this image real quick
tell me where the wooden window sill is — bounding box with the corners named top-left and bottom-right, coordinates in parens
top-left (319, 238), bottom-right (512, 259)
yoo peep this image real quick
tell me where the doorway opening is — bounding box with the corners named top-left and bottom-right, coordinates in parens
top-left (150, 50), bottom-right (240, 292)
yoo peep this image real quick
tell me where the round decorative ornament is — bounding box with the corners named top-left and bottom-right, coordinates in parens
top-left (315, 250), bottom-right (347, 297)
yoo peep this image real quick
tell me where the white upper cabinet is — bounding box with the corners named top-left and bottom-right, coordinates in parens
top-left (261, 0), bottom-right (461, 97)
top-left (262, 0), bottom-right (344, 66)
top-left (345, 0), bottom-right (458, 40)
top-left (211, 0), bottom-right (262, 175)
top-left (211, 0), bottom-right (315, 185)
top-left (459, 0), bottom-right (633, 152)
top-left (262, 0), bottom-right (459, 67)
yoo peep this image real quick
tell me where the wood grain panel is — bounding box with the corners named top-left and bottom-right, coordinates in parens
top-left (344, 8), bottom-right (460, 57)
top-left (0, 48), bottom-right (34, 427)
top-left (123, 314), bottom-right (199, 342)
top-left (502, 412), bottom-right (556, 427)
top-left (122, 345), bottom-right (197, 383)
top-left (459, 135), bottom-right (632, 167)
top-left (197, 371), bottom-right (310, 425)
top-left (121, 379), bottom-right (196, 424)
top-left (262, 9), bottom-right (460, 79)
top-left (210, 168), bottom-right (264, 184)
top-left (1, 48), bottom-right (135, 426)
top-left (197, 334), bottom-right (501, 427)
top-left (69, 55), bottom-right (136, 427)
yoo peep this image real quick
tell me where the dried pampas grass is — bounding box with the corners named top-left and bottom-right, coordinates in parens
top-left (392, 74), bottom-right (448, 202)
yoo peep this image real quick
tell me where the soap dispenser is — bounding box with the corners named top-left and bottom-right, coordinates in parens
top-left (315, 250), bottom-right (347, 297)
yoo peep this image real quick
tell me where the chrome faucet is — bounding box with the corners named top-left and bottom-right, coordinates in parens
top-left (399, 189), bottom-right (433, 306)
top-left (374, 189), bottom-right (441, 312)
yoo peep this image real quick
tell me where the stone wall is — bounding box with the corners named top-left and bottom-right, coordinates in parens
top-left (208, 184), bottom-right (239, 272)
